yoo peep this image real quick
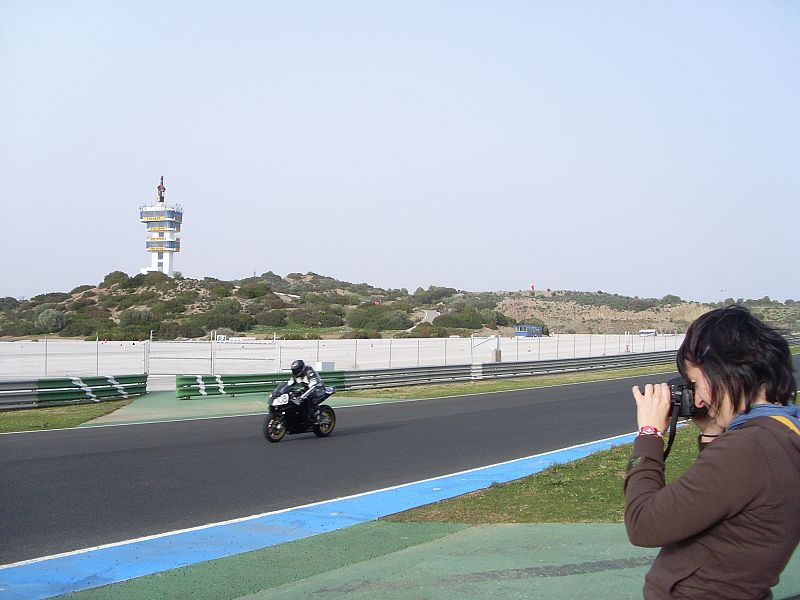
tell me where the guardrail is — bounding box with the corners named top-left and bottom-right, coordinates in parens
top-left (176, 372), bottom-right (348, 400)
top-left (176, 351), bottom-right (678, 399)
top-left (0, 374), bottom-right (148, 410)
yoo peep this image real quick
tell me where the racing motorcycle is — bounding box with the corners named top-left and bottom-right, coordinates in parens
top-left (263, 384), bottom-right (336, 443)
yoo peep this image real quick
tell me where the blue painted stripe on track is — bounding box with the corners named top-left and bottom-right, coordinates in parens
top-left (0, 431), bottom-right (637, 599)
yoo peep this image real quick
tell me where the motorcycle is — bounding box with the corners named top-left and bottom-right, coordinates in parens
top-left (263, 385), bottom-right (336, 443)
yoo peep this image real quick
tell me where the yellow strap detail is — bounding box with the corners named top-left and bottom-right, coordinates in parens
top-left (770, 415), bottom-right (800, 436)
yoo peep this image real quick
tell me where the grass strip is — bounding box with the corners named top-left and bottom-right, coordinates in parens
top-left (384, 424), bottom-right (701, 524)
top-left (0, 399), bottom-right (134, 434)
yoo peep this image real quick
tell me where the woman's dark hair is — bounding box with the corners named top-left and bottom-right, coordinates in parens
top-left (677, 305), bottom-right (797, 414)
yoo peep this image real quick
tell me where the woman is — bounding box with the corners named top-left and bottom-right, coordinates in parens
top-left (624, 305), bottom-right (799, 599)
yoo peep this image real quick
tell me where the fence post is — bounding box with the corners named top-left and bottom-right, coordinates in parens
top-left (96, 334), bottom-right (99, 376)
top-left (417, 338), bottom-right (420, 366)
top-left (556, 334), bottom-right (560, 358)
top-left (354, 339), bottom-right (358, 370)
top-left (388, 337), bottom-right (393, 368)
top-left (538, 335), bottom-right (541, 360)
top-left (316, 339), bottom-right (320, 363)
top-left (516, 336), bottom-right (519, 361)
top-left (44, 335), bottom-right (48, 377)
top-left (444, 337), bottom-right (448, 365)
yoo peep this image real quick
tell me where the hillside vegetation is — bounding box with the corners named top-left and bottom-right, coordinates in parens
top-left (1, 271), bottom-right (797, 340)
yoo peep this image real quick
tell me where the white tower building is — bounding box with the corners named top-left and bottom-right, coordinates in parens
top-left (139, 176), bottom-right (183, 276)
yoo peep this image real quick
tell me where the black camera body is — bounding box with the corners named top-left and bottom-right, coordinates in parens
top-left (667, 377), bottom-right (707, 418)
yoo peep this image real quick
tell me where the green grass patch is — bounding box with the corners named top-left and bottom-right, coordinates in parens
top-left (337, 363), bottom-right (679, 400)
top-left (384, 424), bottom-right (700, 524)
top-left (0, 399), bottom-right (135, 434)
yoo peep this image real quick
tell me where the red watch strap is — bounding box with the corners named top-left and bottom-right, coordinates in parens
top-left (639, 426), bottom-right (663, 437)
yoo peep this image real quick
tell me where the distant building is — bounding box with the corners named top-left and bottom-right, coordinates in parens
top-left (515, 324), bottom-right (544, 337)
top-left (139, 176), bottom-right (182, 276)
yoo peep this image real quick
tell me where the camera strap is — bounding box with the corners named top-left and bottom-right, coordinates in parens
top-left (663, 403), bottom-right (682, 461)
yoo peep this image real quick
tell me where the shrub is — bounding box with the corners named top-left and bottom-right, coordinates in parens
top-left (342, 329), bottom-right (382, 339)
top-left (70, 285), bottom-right (94, 295)
top-left (290, 308), bottom-right (344, 328)
top-left (210, 286), bottom-right (231, 298)
top-left (255, 310), bottom-right (288, 327)
top-left (119, 308), bottom-right (154, 327)
top-left (34, 308), bottom-right (66, 333)
top-left (31, 292), bottom-right (70, 305)
top-left (347, 304), bottom-right (413, 330)
top-left (214, 298), bottom-right (242, 314)
top-left (0, 297), bottom-right (19, 310)
top-left (236, 283), bottom-right (271, 299)
top-left (413, 286), bottom-right (458, 305)
top-left (100, 271), bottom-right (131, 288)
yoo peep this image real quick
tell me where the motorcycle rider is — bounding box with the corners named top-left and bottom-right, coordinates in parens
top-left (282, 359), bottom-right (326, 423)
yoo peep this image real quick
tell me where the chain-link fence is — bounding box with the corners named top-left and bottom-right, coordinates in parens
top-left (0, 333), bottom-right (685, 379)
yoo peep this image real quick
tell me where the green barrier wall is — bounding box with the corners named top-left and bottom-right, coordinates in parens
top-left (0, 374), bottom-right (148, 410)
top-left (176, 372), bottom-right (347, 400)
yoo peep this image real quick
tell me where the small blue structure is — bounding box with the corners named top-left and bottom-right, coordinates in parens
top-left (515, 324), bottom-right (544, 337)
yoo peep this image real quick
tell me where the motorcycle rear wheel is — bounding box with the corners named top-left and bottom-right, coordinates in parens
top-left (313, 405), bottom-right (336, 437)
top-left (264, 414), bottom-right (286, 442)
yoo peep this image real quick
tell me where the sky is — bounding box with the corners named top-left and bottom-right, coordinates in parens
top-left (1, 1), bottom-right (798, 304)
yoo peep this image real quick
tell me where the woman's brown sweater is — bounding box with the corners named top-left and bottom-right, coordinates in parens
top-left (624, 416), bottom-right (800, 599)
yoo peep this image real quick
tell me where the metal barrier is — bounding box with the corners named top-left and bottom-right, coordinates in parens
top-left (0, 374), bottom-right (148, 410)
top-left (176, 371), bottom-right (348, 400)
top-left (176, 351), bottom-right (678, 399)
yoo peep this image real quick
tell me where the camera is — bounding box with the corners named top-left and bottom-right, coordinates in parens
top-left (667, 377), bottom-right (707, 417)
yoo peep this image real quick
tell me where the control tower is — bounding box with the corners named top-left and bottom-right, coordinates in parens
top-left (139, 176), bottom-right (182, 276)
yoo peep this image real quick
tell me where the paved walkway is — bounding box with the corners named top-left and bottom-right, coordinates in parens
top-left (65, 392), bottom-right (800, 599)
top-left (61, 522), bottom-right (800, 599)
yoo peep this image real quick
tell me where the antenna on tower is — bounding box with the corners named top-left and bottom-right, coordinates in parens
top-left (157, 176), bottom-right (166, 203)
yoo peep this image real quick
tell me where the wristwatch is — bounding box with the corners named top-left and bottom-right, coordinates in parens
top-left (639, 425), bottom-right (663, 437)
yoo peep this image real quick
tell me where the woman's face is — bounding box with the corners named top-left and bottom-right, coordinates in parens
top-left (685, 361), bottom-right (737, 429)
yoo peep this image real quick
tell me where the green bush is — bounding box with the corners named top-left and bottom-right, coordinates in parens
top-left (290, 308), bottom-right (344, 328)
top-left (119, 308), bottom-right (155, 327)
top-left (175, 290), bottom-right (200, 304)
top-left (347, 304), bottom-right (412, 330)
top-left (34, 308), bottom-right (66, 333)
top-left (70, 285), bottom-right (94, 295)
top-left (31, 292), bottom-right (70, 305)
top-left (255, 310), bottom-right (288, 327)
top-left (413, 286), bottom-right (458, 305)
top-left (210, 286), bottom-right (231, 298)
top-left (236, 283), bottom-right (271, 299)
top-left (342, 329), bottom-right (382, 339)
top-left (0, 296), bottom-right (19, 310)
top-left (100, 271), bottom-right (131, 288)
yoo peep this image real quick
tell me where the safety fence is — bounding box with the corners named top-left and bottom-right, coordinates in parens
top-left (0, 374), bottom-right (148, 410)
top-left (176, 372), bottom-right (346, 400)
top-left (176, 350), bottom-right (678, 399)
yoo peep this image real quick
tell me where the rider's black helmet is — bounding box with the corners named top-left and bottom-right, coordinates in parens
top-left (290, 359), bottom-right (306, 377)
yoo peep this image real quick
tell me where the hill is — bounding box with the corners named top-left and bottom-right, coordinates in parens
top-left (1, 271), bottom-right (797, 340)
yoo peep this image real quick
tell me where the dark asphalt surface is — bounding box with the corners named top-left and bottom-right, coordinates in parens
top-left (2, 372), bottom-right (670, 564)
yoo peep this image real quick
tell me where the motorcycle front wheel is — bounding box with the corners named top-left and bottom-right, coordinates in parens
top-left (263, 414), bottom-right (286, 442)
top-left (313, 405), bottom-right (336, 437)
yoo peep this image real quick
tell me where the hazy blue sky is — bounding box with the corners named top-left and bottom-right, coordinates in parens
top-left (1, 1), bottom-right (798, 303)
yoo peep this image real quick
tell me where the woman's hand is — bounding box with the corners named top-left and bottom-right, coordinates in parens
top-left (631, 383), bottom-right (671, 433)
